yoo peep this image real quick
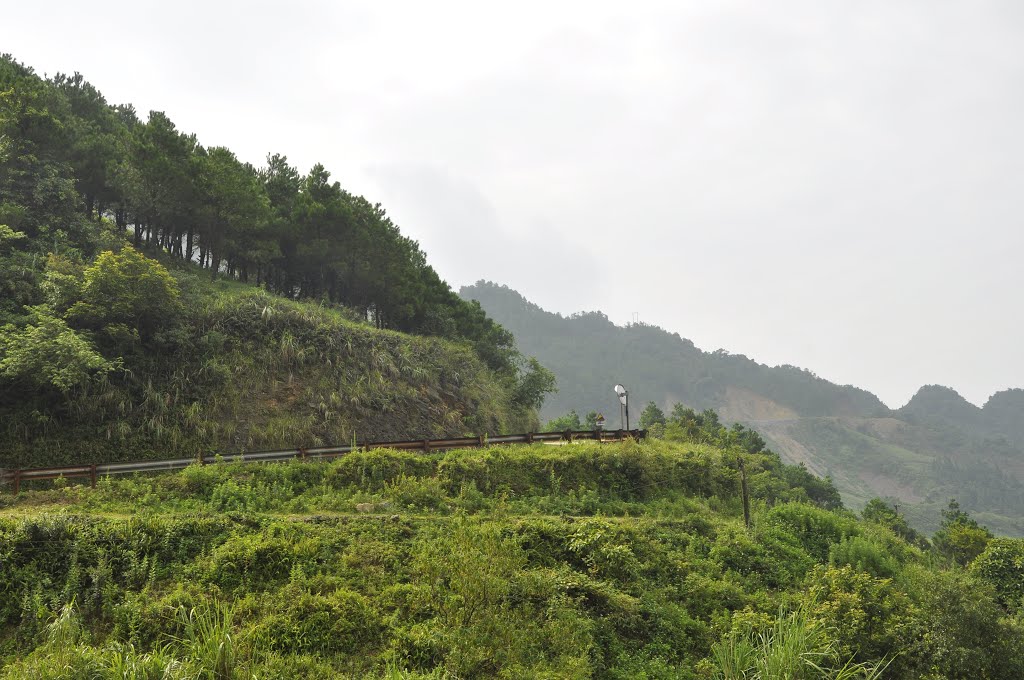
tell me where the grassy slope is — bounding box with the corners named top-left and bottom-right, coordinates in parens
top-left (5, 439), bottom-right (1020, 679)
top-left (1, 264), bottom-right (524, 470)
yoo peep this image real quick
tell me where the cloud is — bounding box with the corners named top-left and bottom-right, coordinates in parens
top-left (4, 0), bottom-right (1024, 406)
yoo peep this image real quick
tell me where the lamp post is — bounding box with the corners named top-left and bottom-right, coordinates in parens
top-left (614, 384), bottom-right (629, 430)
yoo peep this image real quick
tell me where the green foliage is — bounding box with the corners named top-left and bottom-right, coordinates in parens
top-left (255, 587), bottom-right (381, 656)
top-left (2, 438), bottom-right (1024, 677)
top-left (828, 536), bottom-right (899, 579)
top-left (970, 537), bottom-right (1024, 610)
top-left (4, 50), bottom-right (1024, 677)
top-left (0, 224), bottom-right (26, 250)
top-left (173, 601), bottom-right (239, 679)
top-left (901, 565), bottom-right (1024, 679)
top-left (761, 503), bottom-right (860, 562)
top-left (545, 409), bottom-right (583, 431)
top-left (639, 401), bottom-right (666, 429)
top-left (932, 498), bottom-right (993, 566)
top-left (801, 565), bottom-right (917, 667)
top-left (861, 497), bottom-right (927, 548)
top-left (710, 605), bottom-right (889, 679)
top-left (0, 310), bottom-right (114, 392)
top-left (0, 276), bottom-right (525, 468)
top-left (67, 245), bottom-right (181, 343)
top-left (660, 406), bottom-right (843, 510)
top-left (511, 356), bottom-right (557, 412)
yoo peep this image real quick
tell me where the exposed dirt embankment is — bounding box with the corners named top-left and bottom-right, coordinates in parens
top-left (715, 387), bottom-right (800, 423)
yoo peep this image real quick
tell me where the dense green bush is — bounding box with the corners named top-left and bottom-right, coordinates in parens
top-left (761, 502), bottom-right (860, 562)
top-left (971, 537), bottom-right (1024, 611)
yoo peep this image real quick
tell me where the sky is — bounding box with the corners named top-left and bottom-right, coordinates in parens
top-left (4, 0), bottom-right (1023, 408)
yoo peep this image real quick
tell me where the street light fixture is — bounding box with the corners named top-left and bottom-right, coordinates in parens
top-left (613, 384), bottom-right (629, 430)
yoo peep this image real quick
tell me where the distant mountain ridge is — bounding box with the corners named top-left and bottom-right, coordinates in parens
top-left (461, 280), bottom-right (1024, 535)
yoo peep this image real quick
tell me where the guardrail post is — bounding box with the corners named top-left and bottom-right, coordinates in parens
top-left (299, 447), bottom-right (307, 461)
top-left (526, 432), bottom-right (534, 444)
top-left (14, 470), bottom-right (21, 495)
top-left (422, 439), bottom-right (430, 452)
top-left (90, 464), bottom-right (97, 488)
top-left (478, 434), bottom-right (485, 448)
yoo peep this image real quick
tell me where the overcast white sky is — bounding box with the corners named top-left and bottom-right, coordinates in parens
top-left (4, 1), bottom-right (1023, 408)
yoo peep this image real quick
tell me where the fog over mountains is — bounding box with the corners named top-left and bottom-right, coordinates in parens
top-left (462, 281), bottom-right (1024, 535)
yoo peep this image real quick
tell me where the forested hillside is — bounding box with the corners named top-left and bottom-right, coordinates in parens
top-left (0, 55), bottom-right (553, 469)
top-left (462, 281), bottom-right (1024, 535)
top-left (460, 282), bottom-right (885, 422)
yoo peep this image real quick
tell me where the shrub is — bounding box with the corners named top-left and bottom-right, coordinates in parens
top-left (761, 503), bottom-right (860, 562)
top-left (206, 534), bottom-right (293, 591)
top-left (67, 245), bottom-right (182, 343)
top-left (801, 565), bottom-right (917, 668)
top-left (970, 537), bottom-right (1024, 611)
top-left (828, 536), bottom-right (899, 579)
top-left (254, 588), bottom-right (381, 656)
top-left (385, 474), bottom-right (448, 510)
top-left (0, 311), bottom-right (114, 392)
top-left (710, 605), bottom-right (890, 680)
top-left (901, 565), bottom-right (1024, 679)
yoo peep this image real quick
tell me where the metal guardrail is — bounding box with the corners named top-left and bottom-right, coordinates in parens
top-left (0, 429), bottom-right (646, 494)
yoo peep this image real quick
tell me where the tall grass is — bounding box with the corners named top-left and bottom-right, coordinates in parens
top-left (712, 606), bottom-right (891, 679)
top-left (173, 601), bottom-right (240, 680)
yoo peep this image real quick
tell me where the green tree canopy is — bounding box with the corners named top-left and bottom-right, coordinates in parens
top-left (545, 409), bottom-right (581, 431)
top-left (0, 311), bottom-right (114, 393)
top-left (638, 401), bottom-right (666, 429)
top-left (67, 246), bottom-right (181, 342)
top-left (932, 499), bottom-right (993, 566)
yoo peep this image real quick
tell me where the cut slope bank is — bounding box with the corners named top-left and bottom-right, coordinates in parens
top-left (1, 266), bottom-right (531, 470)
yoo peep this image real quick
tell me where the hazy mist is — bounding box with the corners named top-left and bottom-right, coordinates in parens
top-left (5, 0), bottom-right (1023, 408)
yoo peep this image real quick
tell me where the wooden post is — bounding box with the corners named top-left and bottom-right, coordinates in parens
top-left (422, 439), bottom-right (430, 452)
top-left (90, 465), bottom-right (97, 488)
top-left (739, 457), bottom-right (751, 528)
top-left (13, 470), bottom-right (21, 495)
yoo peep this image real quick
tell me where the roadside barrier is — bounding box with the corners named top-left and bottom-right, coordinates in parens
top-left (0, 429), bottom-right (646, 493)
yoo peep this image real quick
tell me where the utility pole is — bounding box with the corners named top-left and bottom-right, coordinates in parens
top-left (614, 384), bottom-right (630, 430)
top-left (739, 456), bottom-right (751, 528)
